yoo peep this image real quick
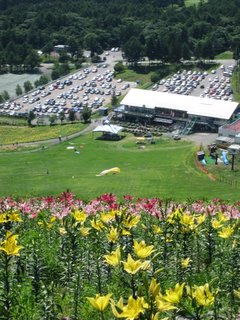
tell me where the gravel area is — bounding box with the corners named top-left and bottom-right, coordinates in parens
top-left (182, 132), bottom-right (218, 147)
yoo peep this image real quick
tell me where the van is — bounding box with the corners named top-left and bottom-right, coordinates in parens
top-left (223, 71), bottom-right (231, 77)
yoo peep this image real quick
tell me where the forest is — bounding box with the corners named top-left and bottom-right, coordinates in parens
top-left (0, 0), bottom-right (240, 72)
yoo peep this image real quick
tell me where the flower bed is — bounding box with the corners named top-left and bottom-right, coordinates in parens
top-left (0, 193), bottom-right (239, 320)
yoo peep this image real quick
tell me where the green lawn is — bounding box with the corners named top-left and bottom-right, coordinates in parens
top-left (215, 51), bottom-right (233, 59)
top-left (115, 67), bottom-right (153, 88)
top-left (0, 133), bottom-right (239, 201)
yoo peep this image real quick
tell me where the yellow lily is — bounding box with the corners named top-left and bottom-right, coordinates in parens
top-left (233, 288), bottom-right (240, 299)
top-left (179, 213), bottom-right (195, 232)
top-left (196, 214), bottom-right (205, 225)
top-left (133, 240), bottom-right (155, 259)
top-left (167, 209), bottom-right (182, 224)
top-left (122, 215), bottom-right (140, 229)
top-left (164, 283), bottom-right (185, 304)
top-left (0, 231), bottom-right (23, 256)
top-left (59, 227), bottom-right (67, 235)
top-left (0, 213), bottom-right (7, 223)
top-left (218, 226), bottom-right (234, 239)
top-left (211, 219), bottom-right (223, 229)
top-left (79, 226), bottom-right (90, 236)
top-left (87, 293), bottom-right (112, 312)
top-left (111, 297), bottom-right (124, 317)
top-left (104, 246), bottom-right (121, 267)
top-left (8, 211), bottom-right (23, 222)
top-left (155, 294), bottom-right (177, 312)
top-left (90, 219), bottom-right (105, 231)
top-left (107, 227), bottom-right (119, 243)
top-left (111, 295), bottom-right (148, 320)
top-left (188, 283), bottom-right (215, 306)
top-left (122, 229), bottom-right (131, 236)
top-left (181, 257), bottom-right (192, 268)
top-left (153, 225), bottom-right (162, 234)
top-left (148, 278), bottom-right (160, 298)
top-left (217, 212), bottom-right (229, 222)
top-left (122, 254), bottom-right (145, 274)
top-left (100, 211), bottom-right (115, 223)
top-left (72, 209), bottom-right (87, 224)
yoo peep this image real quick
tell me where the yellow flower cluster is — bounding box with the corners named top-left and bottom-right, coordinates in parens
top-left (0, 231), bottom-right (23, 256)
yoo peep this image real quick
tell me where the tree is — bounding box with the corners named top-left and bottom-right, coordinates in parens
top-left (123, 36), bottom-right (143, 63)
top-left (114, 62), bottom-right (124, 73)
top-left (27, 110), bottom-right (35, 126)
top-left (24, 81), bottom-right (33, 93)
top-left (16, 84), bottom-right (23, 96)
top-left (151, 73), bottom-right (160, 84)
top-left (68, 37), bottom-right (79, 59)
top-left (42, 42), bottom-right (53, 61)
top-left (84, 33), bottom-right (102, 56)
top-left (68, 109), bottom-right (76, 122)
top-left (81, 106), bottom-right (92, 123)
top-left (51, 69), bottom-right (60, 80)
top-left (59, 52), bottom-right (69, 63)
top-left (49, 114), bottom-right (57, 126)
top-left (34, 75), bottom-right (49, 88)
top-left (24, 50), bottom-right (40, 70)
top-left (2, 90), bottom-right (10, 101)
top-left (59, 111), bottom-right (65, 124)
top-left (111, 94), bottom-right (118, 107)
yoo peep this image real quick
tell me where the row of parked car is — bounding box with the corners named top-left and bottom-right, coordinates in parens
top-left (153, 64), bottom-right (234, 101)
top-left (2, 61), bottom-right (132, 118)
top-left (154, 69), bottom-right (209, 95)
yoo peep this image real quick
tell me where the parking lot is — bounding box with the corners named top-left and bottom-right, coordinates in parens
top-left (0, 49), bottom-right (136, 119)
top-left (0, 56), bottom-right (236, 120)
top-left (152, 60), bottom-right (235, 101)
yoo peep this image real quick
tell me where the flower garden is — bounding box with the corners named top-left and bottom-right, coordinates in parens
top-left (0, 192), bottom-right (239, 320)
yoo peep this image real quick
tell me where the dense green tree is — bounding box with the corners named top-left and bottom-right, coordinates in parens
top-left (84, 33), bottom-right (101, 57)
top-left (59, 52), bottom-right (69, 63)
top-left (49, 114), bottom-right (57, 126)
top-left (81, 106), bottom-right (92, 123)
top-left (111, 94), bottom-right (118, 107)
top-left (16, 84), bottom-right (23, 96)
top-left (114, 62), bottom-right (124, 73)
top-left (0, 0), bottom-right (239, 72)
top-left (68, 109), bottom-right (76, 122)
top-left (51, 69), bottom-right (60, 80)
top-left (67, 37), bottom-right (79, 59)
top-left (34, 75), bottom-right (49, 88)
top-left (123, 36), bottom-right (143, 63)
top-left (2, 90), bottom-right (10, 101)
top-left (27, 110), bottom-right (35, 126)
top-left (42, 42), bottom-right (53, 61)
top-left (59, 111), bottom-right (65, 124)
top-left (23, 81), bottom-right (33, 93)
top-left (24, 50), bottom-right (40, 70)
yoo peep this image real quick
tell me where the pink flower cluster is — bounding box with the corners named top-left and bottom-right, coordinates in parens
top-left (0, 192), bottom-right (239, 219)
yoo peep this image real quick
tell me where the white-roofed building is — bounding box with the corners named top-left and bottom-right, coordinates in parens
top-left (114, 89), bottom-right (239, 134)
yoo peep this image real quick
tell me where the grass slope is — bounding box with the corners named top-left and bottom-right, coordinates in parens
top-left (0, 123), bottom-right (86, 144)
top-left (0, 133), bottom-right (239, 201)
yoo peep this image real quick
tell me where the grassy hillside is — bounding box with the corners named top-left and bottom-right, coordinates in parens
top-left (0, 133), bottom-right (239, 201)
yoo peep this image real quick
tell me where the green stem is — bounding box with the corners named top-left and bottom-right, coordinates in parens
top-left (131, 274), bottom-right (136, 299)
top-left (100, 310), bottom-right (105, 320)
top-left (4, 254), bottom-right (12, 317)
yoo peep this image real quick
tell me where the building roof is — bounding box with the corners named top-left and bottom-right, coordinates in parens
top-left (221, 118), bottom-right (240, 132)
top-left (121, 89), bottom-right (239, 120)
top-left (216, 136), bottom-right (234, 143)
top-left (93, 124), bottom-right (123, 134)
